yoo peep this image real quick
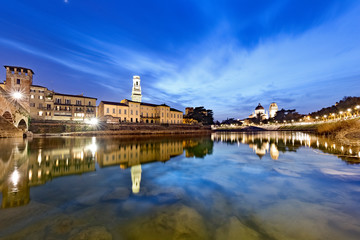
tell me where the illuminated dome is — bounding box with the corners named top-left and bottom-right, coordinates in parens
top-left (255, 103), bottom-right (264, 110)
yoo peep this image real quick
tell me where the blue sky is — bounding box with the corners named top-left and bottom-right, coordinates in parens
top-left (0, 0), bottom-right (359, 120)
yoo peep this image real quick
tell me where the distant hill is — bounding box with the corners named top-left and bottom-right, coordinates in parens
top-left (309, 96), bottom-right (360, 117)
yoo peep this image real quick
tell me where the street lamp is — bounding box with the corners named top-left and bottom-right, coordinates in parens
top-left (11, 91), bottom-right (23, 100)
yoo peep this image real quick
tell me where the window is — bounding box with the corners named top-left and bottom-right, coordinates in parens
top-left (162, 113), bottom-right (164, 117)
top-left (88, 101), bottom-right (91, 106)
top-left (65, 99), bottom-right (71, 104)
top-left (136, 110), bottom-right (138, 115)
top-left (131, 110), bottom-right (133, 115)
top-left (31, 95), bottom-right (34, 99)
top-left (47, 104), bottom-right (51, 110)
top-left (39, 111), bottom-right (43, 116)
top-left (39, 96), bottom-right (43, 100)
top-left (17, 79), bottom-right (20, 84)
top-left (124, 109), bottom-right (127, 114)
top-left (30, 103), bottom-right (35, 107)
top-left (131, 118), bottom-right (133, 122)
top-left (119, 109), bottom-right (121, 114)
top-left (113, 108), bottom-right (115, 114)
top-left (106, 108), bottom-right (109, 113)
top-left (56, 98), bottom-right (61, 104)
top-left (39, 103), bottom-right (43, 108)
top-left (76, 100), bottom-right (81, 105)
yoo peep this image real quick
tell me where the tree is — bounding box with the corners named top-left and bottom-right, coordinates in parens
top-left (186, 106), bottom-right (214, 125)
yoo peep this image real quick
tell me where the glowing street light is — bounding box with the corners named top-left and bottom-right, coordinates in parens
top-left (12, 91), bottom-right (23, 100)
top-left (85, 118), bottom-right (99, 126)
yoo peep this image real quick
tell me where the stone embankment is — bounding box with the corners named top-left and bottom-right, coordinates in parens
top-left (30, 120), bottom-right (212, 137)
top-left (0, 116), bottom-right (23, 138)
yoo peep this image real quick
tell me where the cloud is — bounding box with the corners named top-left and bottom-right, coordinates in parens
top-left (149, 5), bottom-right (360, 119)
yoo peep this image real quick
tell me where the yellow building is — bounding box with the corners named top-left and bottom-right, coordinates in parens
top-left (98, 99), bottom-right (183, 124)
top-left (29, 85), bottom-right (96, 121)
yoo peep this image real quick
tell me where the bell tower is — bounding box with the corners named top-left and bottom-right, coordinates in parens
top-left (131, 75), bottom-right (142, 102)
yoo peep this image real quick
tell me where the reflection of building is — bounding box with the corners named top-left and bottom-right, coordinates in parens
top-left (270, 143), bottom-right (279, 160)
top-left (0, 138), bottom-right (96, 208)
top-left (98, 76), bottom-right (183, 124)
top-left (0, 139), bottom-right (30, 208)
top-left (131, 165), bottom-right (142, 194)
top-left (97, 140), bottom-right (184, 168)
top-left (211, 131), bottom-right (360, 162)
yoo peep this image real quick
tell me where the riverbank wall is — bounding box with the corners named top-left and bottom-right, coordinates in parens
top-left (29, 120), bottom-right (212, 137)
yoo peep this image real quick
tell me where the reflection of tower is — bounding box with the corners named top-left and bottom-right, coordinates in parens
top-left (131, 76), bottom-right (142, 102)
top-left (1, 140), bottom-right (30, 208)
top-left (269, 102), bottom-right (278, 118)
top-left (270, 143), bottom-right (279, 160)
top-left (2, 165), bottom-right (30, 208)
top-left (131, 164), bottom-right (142, 194)
top-left (4, 66), bottom-right (34, 111)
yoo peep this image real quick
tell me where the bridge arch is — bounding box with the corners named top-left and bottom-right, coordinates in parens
top-left (2, 111), bottom-right (14, 123)
top-left (17, 118), bottom-right (28, 131)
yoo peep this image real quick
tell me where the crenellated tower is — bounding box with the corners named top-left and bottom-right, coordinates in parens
top-left (4, 66), bottom-right (34, 111)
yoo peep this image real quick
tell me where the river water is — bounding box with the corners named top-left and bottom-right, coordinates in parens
top-left (0, 132), bottom-right (359, 240)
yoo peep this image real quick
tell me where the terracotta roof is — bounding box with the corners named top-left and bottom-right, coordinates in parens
top-left (170, 108), bottom-right (183, 113)
top-left (101, 101), bottom-right (128, 106)
top-left (54, 92), bottom-right (97, 100)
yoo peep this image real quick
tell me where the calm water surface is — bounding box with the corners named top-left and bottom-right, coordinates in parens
top-left (0, 132), bottom-right (359, 240)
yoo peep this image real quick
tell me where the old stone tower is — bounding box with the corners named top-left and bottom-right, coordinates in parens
top-left (4, 66), bottom-right (33, 111)
top-left (131, 75), bottom-right (142, 102)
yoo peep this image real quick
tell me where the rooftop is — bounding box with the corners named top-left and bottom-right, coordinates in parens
top-left (101, 101), bottom-right (128, 106)
top-left (54, 92), bottom-right (97, 100)
top-left (4, 65), bottom-right (34, 74)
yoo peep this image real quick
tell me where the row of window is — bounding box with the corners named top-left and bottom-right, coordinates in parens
top-left (30, 89), bottom-right (45, 93)
top-left (55, 99), bottom-right (93, 106)
top-left (106, 108), bottom-right (181, 119)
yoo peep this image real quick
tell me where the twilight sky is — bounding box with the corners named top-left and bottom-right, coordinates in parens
top-left (0, 0), bottom-right (359, 120)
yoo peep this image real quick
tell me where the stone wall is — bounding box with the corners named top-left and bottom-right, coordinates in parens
top-left (29, 120), bottom-right (212, 135)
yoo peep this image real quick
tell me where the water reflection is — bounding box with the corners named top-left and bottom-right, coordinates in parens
top-left (212, 132), bottom-right (360, 163)
top-left (0, 136), bottom-right (214, 207)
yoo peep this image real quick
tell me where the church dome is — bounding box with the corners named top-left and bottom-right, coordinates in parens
top-left (269, 102), bottom-right (278, 109)
top-left (255, 103), bottom-right (264, 110)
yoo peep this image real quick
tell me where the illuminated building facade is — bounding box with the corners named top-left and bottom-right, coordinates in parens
top-left (1, 66), bottom-right (97, 122)
top-left (98, 76), bottom-right (183, 124)
top-left (131, 75), bottom-right (142, 102)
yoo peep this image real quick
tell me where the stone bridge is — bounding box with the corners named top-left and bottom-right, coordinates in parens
top-left (0, 87), bottom-right (29, 137)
